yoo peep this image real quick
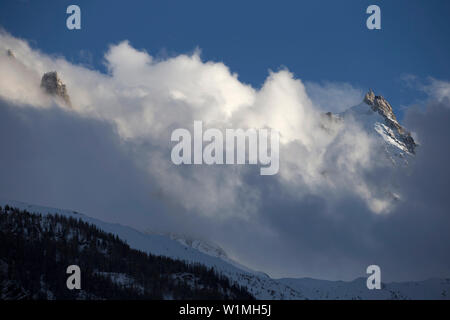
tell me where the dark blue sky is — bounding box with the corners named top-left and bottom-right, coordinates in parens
top-left (1, 0), bottom-right (449, 119)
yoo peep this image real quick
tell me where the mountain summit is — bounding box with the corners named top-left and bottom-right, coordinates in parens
top-left (363, 89), bottom-right (416, 154)
top-left (336, 90), bottom-right (417, 167)
top-left (40, 71), bottom-right (72, 107)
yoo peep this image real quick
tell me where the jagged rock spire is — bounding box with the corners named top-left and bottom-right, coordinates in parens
top-left (363, 89), bottom-right (416, 154)
top-left (364, 89), bottom-right (397, 122)
top-left (6, 49), bottom-right (15, 58)
top-left (364, 89), bottom-right (375, 105)
top-left (40, 71), bottom-right (72, 107)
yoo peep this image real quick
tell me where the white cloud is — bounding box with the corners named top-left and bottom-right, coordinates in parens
top-left (423, 78), bottom-right (450, 102)
top-left (2, 31), bottom-right (450, 281)
top-left (305, 81), bottom-right (364, 113)
top-left (0, 31), bottom-right (393, 218)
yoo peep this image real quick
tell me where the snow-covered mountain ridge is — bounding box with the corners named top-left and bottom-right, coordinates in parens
top-left (0, 199), bottom-right (304, 299)
top-left (1, 199), bottom-right (449, 300)
top-left (340, 90), bottom-right (416, 166)
top-left (320, 89), bottom-right (417, 169)
top-left (145, 231), bottom-right (263, 276)
top-left (280, 277), bottom-right (450, 300)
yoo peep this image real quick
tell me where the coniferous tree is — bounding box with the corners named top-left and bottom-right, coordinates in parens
top-left (0, 206), bottom-right (254, 300)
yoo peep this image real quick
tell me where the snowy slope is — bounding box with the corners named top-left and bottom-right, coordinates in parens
top-left (338, 90), bottom-right (417, 167)
top-left (279, 277), bottom-right (450, 300)
top-left (1, 199), bottom-right (449, 299)
top-left (0, 199), bottom-right (304, 299)
top-left (341, 104), bottom-right (410, 166)
top-left (149, 232), bottom-right (266, 276)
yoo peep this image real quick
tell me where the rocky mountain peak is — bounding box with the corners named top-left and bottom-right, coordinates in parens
top-left (364, 89), bottom-right (397, 122)
top-left (363, 88), bottom-right (375, 105)
top-left (40, 71), bottom-right (71, 107)
top-left (362, 89), bottom-right (416, 154)
top-left (6, 49), bottom-right (15, 58)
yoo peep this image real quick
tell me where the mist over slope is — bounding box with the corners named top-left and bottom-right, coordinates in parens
top-left (0, 204), bottom-right (253, 300)
top-left (1, 30), bottom-right (450, 282)
top-left (1, 200), bottom-right (449, 300)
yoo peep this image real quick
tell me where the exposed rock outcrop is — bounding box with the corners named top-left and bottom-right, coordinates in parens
top-left (363, 89), bottom-right (416, 154)
top-left (6, 49), bottom-right (15, 58)
top-left (40, 71), bottom-right (72, 107)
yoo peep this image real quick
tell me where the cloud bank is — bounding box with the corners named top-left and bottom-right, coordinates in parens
top-left (0, 31), bottom-right (449, 281)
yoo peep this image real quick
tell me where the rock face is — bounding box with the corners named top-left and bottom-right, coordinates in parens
top-left (320, 90), bottom-right (418, 167)
top-left (364, 89), bottom-right (397, 121)
top-left (6, 49), bottom-right (15, 58)
top-left (40, 71), bottom-right (71, 106)
top-left (363, 89), bottom-right (416, 154)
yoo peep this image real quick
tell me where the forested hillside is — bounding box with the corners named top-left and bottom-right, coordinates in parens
top-left (0, 205), bottom-right (253, 300)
